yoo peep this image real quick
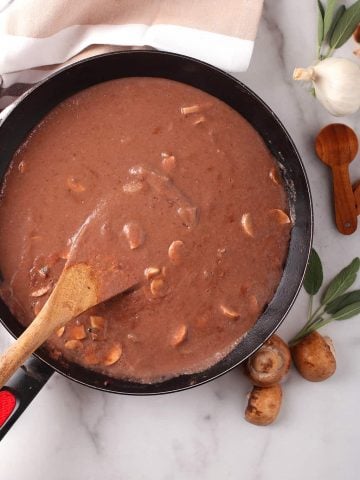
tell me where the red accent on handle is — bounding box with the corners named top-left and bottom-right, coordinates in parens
top-left (0, 390), bottom-right (16, 427)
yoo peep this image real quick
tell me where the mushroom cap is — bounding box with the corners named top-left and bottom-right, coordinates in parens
top-left (291, 331), bottom-right (336, 382)
top-left (245, 384), bottom-right (282, 426)
top-left (246, 335), bottom-right (291, 387)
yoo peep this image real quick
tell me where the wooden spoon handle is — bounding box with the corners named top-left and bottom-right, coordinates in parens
top-left (332, 164), bottom-right (358, 235)
top-left (0, 305), bottom-right (72, 389)
top-left (0, 264), bottom-right (98, 389)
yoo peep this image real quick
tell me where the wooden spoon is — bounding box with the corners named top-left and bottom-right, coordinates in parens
top-left (0, 199), bottom-right (144, 388)
top-left (315, 124), bottom-right (359, 235)
top-left (0, 264), bottom-right (140, 389)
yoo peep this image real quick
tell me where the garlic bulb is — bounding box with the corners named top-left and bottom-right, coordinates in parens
top-left (293, 57), bottom-right (360, 116)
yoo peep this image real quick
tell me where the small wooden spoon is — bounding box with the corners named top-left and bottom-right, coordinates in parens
top-left (315, 124), bottom-right (359, 235)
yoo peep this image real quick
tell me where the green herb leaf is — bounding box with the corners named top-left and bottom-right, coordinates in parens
top-left (322, 258), bottom-right (360, 305)
top-left (332, 301), bottom-right (360, 320)
top-left (324, 0), bottom-right (338, 39)
top-left (330, 0), bottom-right (360, 48)
top-left (325, 289), bottom-right (360, 314)
top-left (318, 0), bottom-right (325, 46)
top-left (303, 248), bottom-right (323, 295)
top-left (327, 5), bottom-right (346, 41)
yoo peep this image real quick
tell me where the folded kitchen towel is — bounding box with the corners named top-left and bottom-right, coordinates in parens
top-left (0, 0), bottom-right (263, 109)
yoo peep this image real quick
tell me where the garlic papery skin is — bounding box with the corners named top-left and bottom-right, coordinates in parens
top-left (293, 58), bottom-right (360, 116)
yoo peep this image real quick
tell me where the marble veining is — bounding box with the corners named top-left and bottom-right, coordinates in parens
top-left (1, 1), bottom-right (360, 479)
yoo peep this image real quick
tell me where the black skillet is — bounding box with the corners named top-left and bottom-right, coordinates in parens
top-left (0, 50), bottom-right (313, 439)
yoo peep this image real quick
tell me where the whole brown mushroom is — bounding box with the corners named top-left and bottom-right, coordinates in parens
top-left (245, 384), bottom-right (282, 426)
top-left (246, 335), bottom-right (291, 387)
top-left (291, 331), bottom-right (336, 382)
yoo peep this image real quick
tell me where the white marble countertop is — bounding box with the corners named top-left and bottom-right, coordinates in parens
top-left (1, 1), bottom-right (360, 479)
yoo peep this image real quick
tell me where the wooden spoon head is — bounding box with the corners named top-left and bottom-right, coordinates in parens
top-left (50, 263), bottom-right (99, 318)
top-left (315, 124), bottom-right (358, 167)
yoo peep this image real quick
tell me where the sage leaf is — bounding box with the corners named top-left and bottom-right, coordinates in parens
top-left (324, 0), bottom-right (338, 39)
top-left (332, 301), bottom-right (360, 321)
top-left (318, 0), bottom-right (325, 46)
top-left (330, 0), bottom-right (360, 48)
top-left (303, 248), bottom-right (323, 295)
top-left (327, 5), bottom-right (346, 41)
top-left (325, 290), bottom-right (360, 315)
top-left (322, 258), bottom-right (360, 305)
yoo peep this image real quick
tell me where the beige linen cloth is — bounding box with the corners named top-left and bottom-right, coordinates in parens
top-left (0, 0), bottom-right (263, 109)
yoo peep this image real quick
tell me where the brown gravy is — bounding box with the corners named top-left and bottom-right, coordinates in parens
top-left (0, 78), bottom-right (291, 383)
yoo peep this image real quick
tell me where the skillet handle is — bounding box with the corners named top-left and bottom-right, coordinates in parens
top-left (0, 355), bottom-right (53, 440)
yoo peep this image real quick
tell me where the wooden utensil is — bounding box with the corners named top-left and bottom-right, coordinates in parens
top-left (0, 263), bottom-right (139, 389)
top-left (0, 168), bottom-right (197, 388)
top-left (0, 197), bottom-right (145, 388)
top-left (315, 124), bottom-right (359, 235)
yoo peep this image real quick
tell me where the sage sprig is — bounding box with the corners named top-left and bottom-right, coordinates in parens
top-left (317, 0), bottom-right (360, 59)
top-left (289, 249), bottom-right (360, 346)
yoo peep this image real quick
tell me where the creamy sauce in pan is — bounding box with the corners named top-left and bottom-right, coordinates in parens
top-left (0, 78), bottom-right (291, 383)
